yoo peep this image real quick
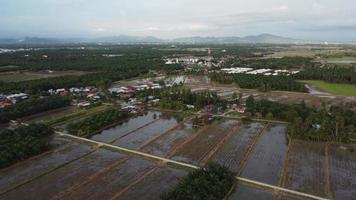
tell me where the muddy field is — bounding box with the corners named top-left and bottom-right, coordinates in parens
top-left (241, 124), bottom-right (289, 185)
top-left (141, 120), bottom-right (197, 157)
top-left (1, 111), bottom-right (355, 200)
top-left (171, 119), bottom-right (240, 165)
top-left (328, 145), bottom-right (356, 200)
top-left (282, 141), bottom-right (328, 198)
top-left (210, 122), bottom-right (265, 173)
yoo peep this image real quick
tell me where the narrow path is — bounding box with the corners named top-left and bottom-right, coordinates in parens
top-left (58, 132), bottom-right (330, 200)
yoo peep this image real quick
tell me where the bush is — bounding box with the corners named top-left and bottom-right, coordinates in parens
top-left (162, 163), bottom-right (235, 200)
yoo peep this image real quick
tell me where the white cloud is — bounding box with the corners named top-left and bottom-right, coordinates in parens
top-left (94, 28), bottom-right (105, 32)
top-left (145, 26), bottom-right (159, 31)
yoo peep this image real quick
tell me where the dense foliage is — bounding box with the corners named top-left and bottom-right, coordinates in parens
top-left (161, 163), bottom-right (235, 200)
top-left (0, 96), bottom-right (71, 123)
top-left (246, 96), bottom-right (356, 142)
top-left (294, 66), bottom-right (356, 84)
top-left (227, 56), bottom-right (315, 69)
top-left (210, 73), bottom-right (307, 92)
top-left (0, 123), bottom-right (54, 168)
top-left (67, 108), bottom-right (129, 137)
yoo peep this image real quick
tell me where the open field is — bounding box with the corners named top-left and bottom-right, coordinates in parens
top-left (1, 111), bottom-right (355, 200)
top-left (210, 122), bottom-right (265, 173)
top-left (241, 125), bottom-right (289, 185)
top-left (0, 70), bottom-right (89, 82)
top-left (325, 56), bottom-right (356, 64)
top-left (282, 141), bottom-right (329, 198)
top-left (302, 80), bottom-right (356, 96)
top-left (328, 145), bottom-right (356, 200)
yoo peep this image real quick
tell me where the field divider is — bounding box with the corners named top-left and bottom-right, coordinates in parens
top-left (138, 117), bottom-right (193, 150)
top-left (57, 132), bottom-right (331, 200)
top-left (276, 138), bottom-right (294, 199)
top-left (238, 123), bottom-right (269, 175)
top-left (324, 143), bottom-right (333, 200)
top-left (50, 156), bottom-right (131, 200)
top-left (199, 122), bottom-right (242, 165)
top-left (108, 118), bottom-right (161, 144)
top-left (108, 167), bottom-right (158, 200)
top-left (0, 146), bottom-right (98, 196)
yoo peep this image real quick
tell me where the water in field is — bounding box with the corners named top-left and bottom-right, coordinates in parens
top-left (116, 167), bottom-right (188, 200)
top-left (0, 142), bottom-right (93, 194)
top-left (0, 148), bottom-right (124, 200)
top-left (61, 157), bottom-right (156, 200)
top-left (90, 111), bottom-right (161, 143)
top-left (210, 122), bottom-right (264, 173)
top-left (113, 117), bottom-right (178, 149)
top-left (228, 184), bottom-right (276, 200)
top-left (328, 145), bottom-right (356, 200)
top-left (241, 124), bottom-right (288, 185)
top-left (141, 121), bottom-right (196, 157)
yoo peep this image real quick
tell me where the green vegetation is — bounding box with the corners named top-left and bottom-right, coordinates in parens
top-left (0, 96), bottom-right (71, 123)
top-left (210, 73), bottom-right (307, 92)
top-left (0, 70), bottom-right (88, 83)
top-left (67, 108), bottom-right (129, 137)
top-left (246, 96), bottom-right (356, 143)
top-left (0, 123), bottom-right (54, 169)
top-left (303, 80), bottom-right (356, 96)
top-left (294, 66), bottom-right (356, 84)
top-left (226, 56), bottom-right (315, 69)
top-left (137, 87), bottom-right (227, 112)
top-left (161, 163), bottom-right (235, 200)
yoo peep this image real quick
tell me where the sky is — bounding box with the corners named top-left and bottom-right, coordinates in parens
top-left (1, 0), bottom-right (356, 42)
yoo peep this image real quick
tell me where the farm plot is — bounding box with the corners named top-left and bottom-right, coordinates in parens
top-left (60, 157), bottom-right (156, 200)
top-left (210, 122), bottom-right (265, 173)
top-left (115, 167), bottom-right (188, 200)
top-left (0, 141), bottom-right (94, 194)
top-left (171, 119), bottom-right (240, 165)
top-left (112, 117), bottom-right (178, 149)
top-left (241, 124), bottom-right (288, 185)
top-left (0, 148), bottom-right (125, 200)
top-left (90, 111), bottom-right (161, 143)
top-left (282, 141), bottom-right (328, 198)
top-left (141, 120), bottom-right (197, 157)
top-left (228, 184), bottom-right (276, 200)
top-left (328, 145), bottom-right (356, 200)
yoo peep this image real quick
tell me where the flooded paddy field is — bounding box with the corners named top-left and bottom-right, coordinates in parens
top-left (241, 124), bottom-right (289, 185)
top-left (0, 148), bottom-right (125, 200)
top-left (141, 120), bottom-right (198, 157)
top-left (328, 145), bottom-right (356, 200)
top-left (210, 122), bottom-right (265, 173)
top-left (112, 117), bottom-right (179, 149)
top-left (60, 157), bottom-right (156, 200)
top-left (171, 119), bottom-right (240, 165)
top-left (115, 166), bottom-right (188, 200)
top-left (282, 141), bottom-right (328, 198)
top-left (90, 111), bottom-right (161, 143)
top-left (0, 141), bottom-right (93, 194)
top-left (228, 184), bottom-right (276, 200)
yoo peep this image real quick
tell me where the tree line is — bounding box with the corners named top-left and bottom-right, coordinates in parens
top-left (246, 96), bottom-right (356, 143)
top-left (67, 108), bottom-right (129, 137)
top-left (210, 72), bottom-right (307, 92)
top-left (293, 66), bottom-right (356, 84)
top-left (0, 123), bottom-right (54, 169)
top-left (161, 162), bottom-right (235, 200)
top-left (0, 96), bottom-right (71, 123)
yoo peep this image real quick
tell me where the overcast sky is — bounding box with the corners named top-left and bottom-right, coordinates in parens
top-left (1, 0), bottom-right (356, 41)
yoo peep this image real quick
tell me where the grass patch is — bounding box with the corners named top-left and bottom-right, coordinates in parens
top-left (302, 80), bottom-right (356, 96)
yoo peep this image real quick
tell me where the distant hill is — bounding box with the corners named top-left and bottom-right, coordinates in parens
top-left (0, 34), bottom-right (304, 45)
top-left (172, 34), bottom-right (303, 44)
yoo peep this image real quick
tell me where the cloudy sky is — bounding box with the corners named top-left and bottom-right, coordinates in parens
top-left (1, 0), bottom-right (356, 41)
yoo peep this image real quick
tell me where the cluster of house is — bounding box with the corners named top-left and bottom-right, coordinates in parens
top-left (109, 82), bottom-right (173, 97)
top-left (47, 86), bottom-right (101, 108)
top-left (221, 67), bottom-right (300, 76)
top-left (0, 93), bottom-right (29, 108)
top-left (163, 56), bottom-right (222, 68)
